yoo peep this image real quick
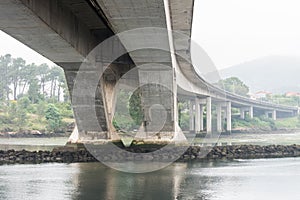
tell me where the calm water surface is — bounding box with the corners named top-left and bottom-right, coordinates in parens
top-left (0, 158), bottom-right (299, 200)
top-left (0, 137), bottom-right (68, 151)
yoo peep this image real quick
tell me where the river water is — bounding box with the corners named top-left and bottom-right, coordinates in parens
top-left (0, 157), bottom-right (299, 200)
top-left (0, 135), bottom-right (300, 199)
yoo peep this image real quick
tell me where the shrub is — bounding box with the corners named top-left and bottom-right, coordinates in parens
top-left (45, 104), bottom-right (62, 132)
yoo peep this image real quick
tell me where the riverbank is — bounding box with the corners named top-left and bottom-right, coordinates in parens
top-left (2, 126), bottom-right (300, 139)
top-left (0, 130), bottom-right (70, 138)
top-left (0, 144), bottom-right (300, 165)
top-left (230, 128), bottom-right (300, 134)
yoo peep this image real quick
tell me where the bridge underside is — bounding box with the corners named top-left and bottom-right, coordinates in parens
top-left (0, 0), bottom-right (298, 143)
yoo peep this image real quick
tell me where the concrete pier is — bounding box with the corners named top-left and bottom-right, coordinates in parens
top-left (216, 104), bottom-right (222, 133)
top-left (206, 97), bottom-right (212, 135)
top-left (0, 0), bottom-right (297, 143)
top-left (226, 102), bottom-right (232, 133)
top-left (189, 100), bottom-right (194, 132)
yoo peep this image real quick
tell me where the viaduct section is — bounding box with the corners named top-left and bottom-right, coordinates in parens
top-left (0, 0), bottom-right (298, 142)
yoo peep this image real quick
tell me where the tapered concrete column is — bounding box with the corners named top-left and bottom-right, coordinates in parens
top-left (189, 100), bottom-right (194, 132)
top-left (240, 108), bottom-right (245, 119)
top-left (272, 110), bottom-right (277, 120)
top-left (206, 97), bottom-right (212, 135)
top-left (195, 99), bottom-right (201, 132)
top-left (226, 101), bottom-right (232, 133)
top-left (200, 104), bottom-right (204, 131)
top-left (249, 106), bottom-right (254, 119)
top-left (265, 111), bottom-right (269, 118)
top-left (216, 104), bottom-right (222, 133)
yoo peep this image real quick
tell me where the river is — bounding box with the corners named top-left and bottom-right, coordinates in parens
top-left (1, 131), bottom-right (300, 151)
top-left (0, 158), bottom-right (299, 200)
top-left (0, 134), bottom-right (300, 199)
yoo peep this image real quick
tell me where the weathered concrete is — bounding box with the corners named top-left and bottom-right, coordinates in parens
top-left (189, 100), bottom-right (194, 132)
top-left (206, 97), bottom-right (212, 135)
top-left (0, 0), bottom-right (298, 143)
top-left (216, 104), bottom-right (222, 133)
top-left (240, 108), bottom-right (245, 119)
top-left (249, 106), bottom-right (254, 119)
top-left (94, 0), bottom-right (176, 134)
top-left (226, 102), bottom-right (232, 132)
top-left (0, 0), bottom-right (137, 140)
top-left (195, 98), bottom-right (201, 132)
top-left (200, 104), bottom-right (204, 131)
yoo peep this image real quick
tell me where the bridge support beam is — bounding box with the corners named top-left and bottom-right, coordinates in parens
top-left (206, 97), bottom-right (212, 135)
top-left (195, 98), bottom-right (201, 132)
top-left (189, 100), bottom-right (195, 132)
top-left (272, 110), bottom-right (277, 120)
top-left (265, 110), bottom-right (277, 120)
top-left (216, 103), bottom-right (222, 133)
top-left (240, 108), bottom-right (245, 119)
top-left (200, 104), bottom-right (204, 131)
top-left (240, 106), bottom-right (254, 119)
top-left (249, 106), bottom-right (254, 119)
top-left (226, 101), bottom-right (232, 133)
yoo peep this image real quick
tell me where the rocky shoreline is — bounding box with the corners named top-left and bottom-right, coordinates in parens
top-left (0, 144), bottom-right (300, 165)
top-left (230, 128), bottom-right (300, 135)
top-left (2, 127), bottom-right (299, 139)
top-left (0, 131), bottom-right (69, 138)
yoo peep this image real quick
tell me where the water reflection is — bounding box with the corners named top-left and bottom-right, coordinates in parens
top-left (0, 158), bottom-right (300, 200)
top-left (0, 164), bottom-right (80, 200)
top-left (73, 162), bottom-right (188, 200)
top-left (0, 137), bottom-right (69, 151)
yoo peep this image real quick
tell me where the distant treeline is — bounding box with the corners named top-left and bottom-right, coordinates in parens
top-left (0, 54), bottom-right (68, 102)
top-left (0, 54), bottom-right (73, 133)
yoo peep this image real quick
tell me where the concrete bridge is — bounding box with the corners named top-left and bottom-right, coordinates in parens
top-left (0, 0), bottom-right (298, 142)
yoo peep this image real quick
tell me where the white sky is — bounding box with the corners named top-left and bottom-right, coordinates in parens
top-left (192, 0), bottom-right (300, 69)
top-left (0, 30), bottom-right (55, 66)
top-left (1, 0), bottom-right (300, 70)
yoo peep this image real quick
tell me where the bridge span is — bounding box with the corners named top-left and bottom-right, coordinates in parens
top-left (0, 0), bottom-right (298, 142)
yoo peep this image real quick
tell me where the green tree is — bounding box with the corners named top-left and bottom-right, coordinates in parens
top-left (8, 101), bottom-right (17, 121)
top-left (178, 102), bottom-right (189, 131)
top-left (0, 54), bottom-right (12, 100)
top-left (57, 68), bottom-right (66, 102)
top-left (19, 63), bottom-right (38, 95)
top-left (37, 63), bottom-right (49, 97)
top-left (9, 57), bottom-right (26, 100)
top-left (15, 105), bottom-right (27, 128)
top-left (129, 89), bottom-right (143, 126)
top-left (18, 96), bottom-right (30, 110)
top-left (27, 78), bottom-right (41, 103)
top-left (218, 77), bottom-right (249, 97)
top-left (45, 104), bottom-right (62, 132)
top-left (47, 67), bottom-right (63, 99)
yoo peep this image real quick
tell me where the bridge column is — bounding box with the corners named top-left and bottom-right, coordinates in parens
top-left (226, 101), bottom-right (232, 133)
top-left (265, 110), bottom-right (277, 120)
top-left (206, 97), bottom-right (212, 135)
top-left (189, 100), bottom-right (195, 132)
top-left (216, 103), bottom-right (222, 133)
top-left (200, 104), bottom-right (204, 131)
top-left (265, 111), bottom-right (269, 118)
top-left (249, 106), bottom-right (254, 119)
top-left (240, 108), bottom-right (245, 119)
top-left (240, 106), bottom-right (254, 119)
top-left (272, 110), bottom-right (277, 120)
top-left (195, 98), bottom-right (201, 132)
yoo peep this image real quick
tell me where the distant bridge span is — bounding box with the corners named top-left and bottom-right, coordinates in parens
top-left (0, 0), bottom-right (298, 140)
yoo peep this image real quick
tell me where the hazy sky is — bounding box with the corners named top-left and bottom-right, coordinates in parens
top-left (0, 30), bottom-right (55, 66)
top-left (192, 0), bottom-right (300, 69)
top-left (1, 0), bottom-right (300, 70)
